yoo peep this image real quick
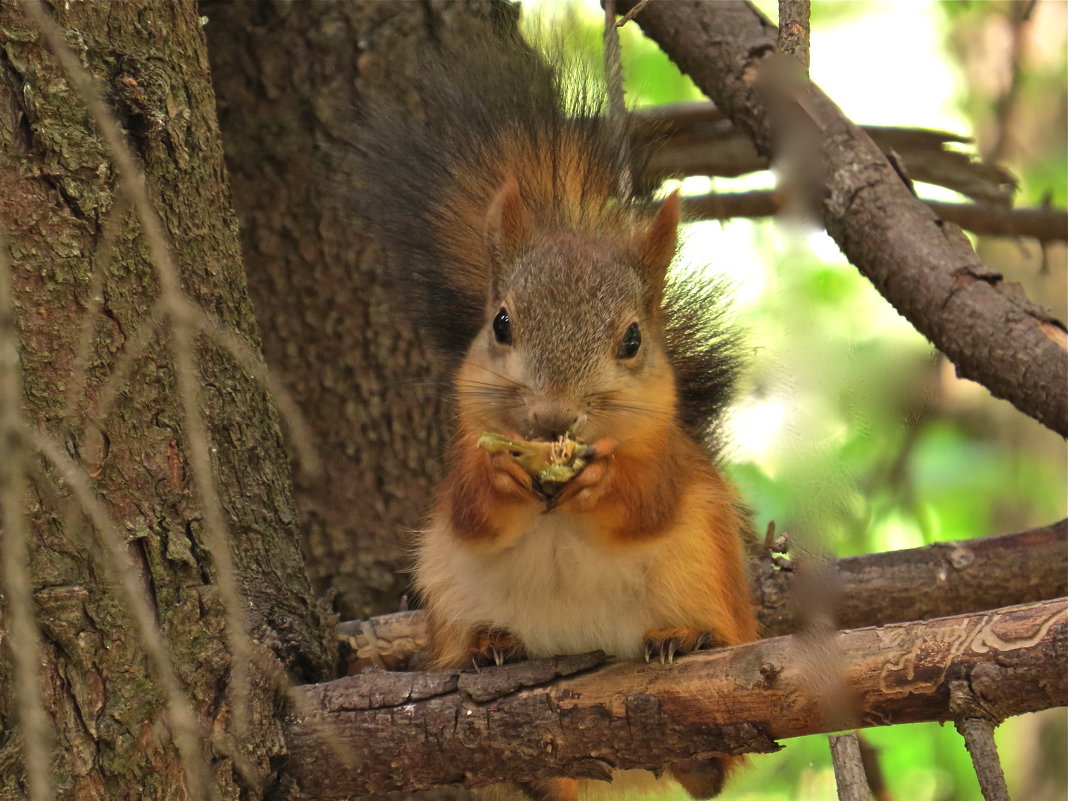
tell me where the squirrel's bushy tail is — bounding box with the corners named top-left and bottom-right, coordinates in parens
top-left (352, 37), bottom-right (624, 354)
top-left (351, 36), bottom-right (744, 450)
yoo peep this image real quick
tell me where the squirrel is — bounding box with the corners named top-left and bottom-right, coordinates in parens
top-left (354, 33), bottom-right (759, 801)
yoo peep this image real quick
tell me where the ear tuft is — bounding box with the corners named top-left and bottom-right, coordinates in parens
top-left (639, 188), bottom-right (680, 290)
top-left (485, 176), bottom-right (531, 269)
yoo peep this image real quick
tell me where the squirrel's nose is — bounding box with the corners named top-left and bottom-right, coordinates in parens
top-left (525, 404), bottom-right (579, 441)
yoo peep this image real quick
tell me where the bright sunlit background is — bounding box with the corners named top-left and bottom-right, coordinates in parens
top-left (522, 2), bottom-right (1068, 800)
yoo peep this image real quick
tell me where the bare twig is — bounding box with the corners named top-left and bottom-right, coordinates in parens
top-left (28, 427), bottom-right (217, 801)
top-left (950, 681), bottom-right (1012, 801)
top-left (88, 296), bottom-right (321, 479)
top-left (632, 103), bottom-right (1019, 206)
top-left (181, 301), bottom-right (322, 478)
top-left (678, 191), bottom-right (1068, 242)
top-left (777, 0), bottom-right (810, 72)
top-left (89, 299), bottom-right (166, 425)
top-left (956, 718), bottom-right (1011, 801)
top-left (615, 0), bottom-right (652, 27)
top-left (61, 196), bottom-right (130, 423)
top-left (0, 238), bottom-right (53, 801)
top-left (829, 733), bottom-right (870, 801)
top-left (603, 0), bottom-right (633, 199)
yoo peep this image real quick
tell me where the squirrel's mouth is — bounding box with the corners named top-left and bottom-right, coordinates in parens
top-left (476, 431), bottom-right (590, 498)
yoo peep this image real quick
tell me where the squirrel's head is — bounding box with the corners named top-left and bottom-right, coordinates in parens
top-left (456, 178), bottom-right (681, 445)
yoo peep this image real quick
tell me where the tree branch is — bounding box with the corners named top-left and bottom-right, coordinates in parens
top-left (777, 0), bottom-right (810, 72)
top-left (829, 733), bottom-right (868, 801)
top-left (616, 0), bottom-right (1068, 437)
top-left (282, 598), bottom-right (1067, 798)
top-left (632, 103), bottom-right (1019, 207)
top-left (679, 191), bottom-right (1068, 242)
top-left (950, 683), bottom-right (1011, 801)
top-left (339, 522), bottom-right (1066, 671)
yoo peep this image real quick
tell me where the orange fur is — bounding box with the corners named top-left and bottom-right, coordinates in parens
top-left (406, 73), bottom-right (755, 801)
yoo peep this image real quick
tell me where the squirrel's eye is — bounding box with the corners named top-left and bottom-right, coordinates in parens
top-left (492, 307), bottom-right (512, 345)
top-left (618, 322), bottom-right (641, 359)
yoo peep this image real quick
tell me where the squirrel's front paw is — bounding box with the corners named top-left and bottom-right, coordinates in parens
top-left (642, 627), bottom-right (721, 664)
top-left (469, 626), bottom-right (525, 668)
top-left (488, 449), bottom-right (539, 500)
top-left (547, 438), bottom-right (617, 512)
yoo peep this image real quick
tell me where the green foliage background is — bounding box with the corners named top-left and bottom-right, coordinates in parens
top-left (524, 2), bottom-right (1067, 799)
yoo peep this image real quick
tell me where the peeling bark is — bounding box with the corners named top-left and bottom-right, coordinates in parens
top-left (283, 598), bottom-right (1067, 798)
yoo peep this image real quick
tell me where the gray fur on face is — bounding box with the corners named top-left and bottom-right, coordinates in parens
top-left (501, 233), bottom-right (648, 394)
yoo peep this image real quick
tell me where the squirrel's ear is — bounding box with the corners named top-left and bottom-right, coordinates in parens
top-left (638, 188), bottom-right (680, 293)
top-left (485, 176), bottom-right (531, 272)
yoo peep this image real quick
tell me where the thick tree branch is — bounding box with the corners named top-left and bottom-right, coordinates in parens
top-left (617, 0), bottom-right (1068, 437)
top-left (283, 598), bottom-right (1067, 798)
top-left (679, 192), bottom-right (1068, 242)
top-left (633, 103), bottom-right (1019, 207)
top-left (340, 522), bottom-right (1066, 670)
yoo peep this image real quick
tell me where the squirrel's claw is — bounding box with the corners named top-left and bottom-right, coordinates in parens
top-left (468, 626), bottom-right (525, 669)
top-left (547, 438), bottom-right (618, 513)
top-left (643, 628), bottom-right (720, 664)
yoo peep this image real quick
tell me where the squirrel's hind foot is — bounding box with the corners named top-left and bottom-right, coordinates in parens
top-left (642, 627), bottom-right (721, 664)
top-left (469, 626), bottom-right (526, 669)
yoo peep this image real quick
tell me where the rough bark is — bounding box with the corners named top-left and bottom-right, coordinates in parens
top-left (0, 2), bottom-right (330, 798)
top-left (339, 521), bottom-right (1067, 670)
top-left (284, 598), bottom-right (1067, 798)
top-left (202, 0), bottom-right (526, 621)
top-left (616, 0), bottom-right (1068, 438)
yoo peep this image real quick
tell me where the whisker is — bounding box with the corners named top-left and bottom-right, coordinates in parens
top-left (463, 362), bottom-right (528, 390)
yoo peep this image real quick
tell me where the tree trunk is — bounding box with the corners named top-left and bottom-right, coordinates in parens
top-left (201, 0), bottom-right (525, 621)
top-left (0, 2), bottom-right (330, 798)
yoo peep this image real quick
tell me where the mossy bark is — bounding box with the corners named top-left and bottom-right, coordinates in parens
top-left (0, 2), bottom-right (331, 798)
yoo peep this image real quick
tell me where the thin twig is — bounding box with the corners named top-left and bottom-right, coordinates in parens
top-left (89, 299), bottom-right (166, 425)
top-left (829, 733), bottom-right (870, 801)
top-left (22, 0), bottom-right (252, 743)
top-left (88, 297), bottom-right (321, 479)
top-left (603, 0), bottom-right (633, 200)
top-left (616, 0), bottom-right (653, 27)
top-left (181, 301), bottom-right (322, 479)
top-left (677, 190), bottom-right (1068, 242)
top-left (950, 681), bottom-right (1012, 801)
top-left (62, 196), bottom-right (130, 423)
top-left (777, 0), bottom-right (810, 72)
top-left (0, 237), bottom-right (53, 801)
top-left (28, 426), bottom-right (217, 801)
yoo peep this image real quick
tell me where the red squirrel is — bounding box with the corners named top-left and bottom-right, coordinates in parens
top-left (355, 36), bottom-right (758, 801)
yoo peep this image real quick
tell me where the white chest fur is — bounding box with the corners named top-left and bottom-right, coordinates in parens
top-left (421, 513), bottom-right (659, 660)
